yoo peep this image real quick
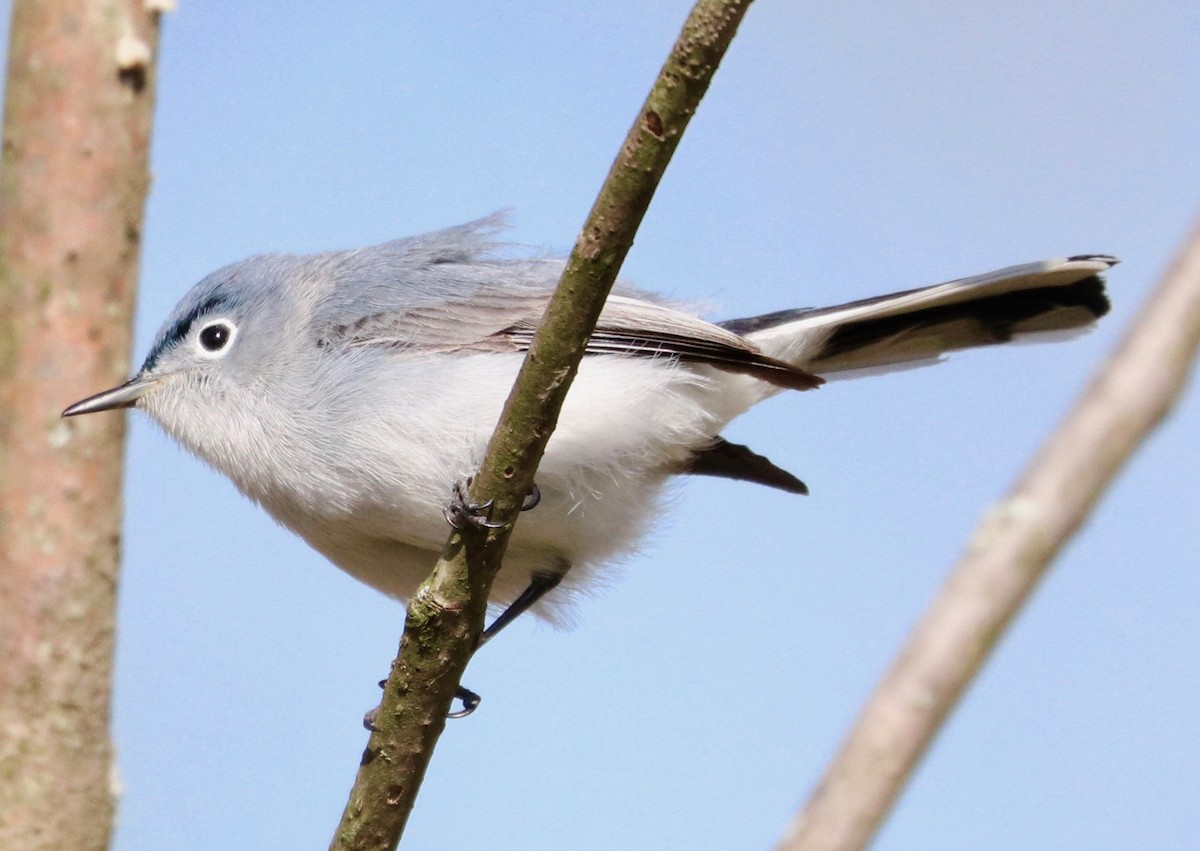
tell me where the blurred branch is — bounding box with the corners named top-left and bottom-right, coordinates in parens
top-left (330, 1), bottom-right (755, 849)
top-left (776, 215), bottom-right (1200, 851)
top-left (0, 1), bottom-right (165, 849)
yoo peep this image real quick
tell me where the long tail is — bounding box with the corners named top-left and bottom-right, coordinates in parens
top-left (681, 255), bottom-right (1116, 493)
top-left (725, 255), bottom-right (1116, 379)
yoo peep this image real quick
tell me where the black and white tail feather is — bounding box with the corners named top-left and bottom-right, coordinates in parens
top-left (726, 254), bottom-right (1115, 379)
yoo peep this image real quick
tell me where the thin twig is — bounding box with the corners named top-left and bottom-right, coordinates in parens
top-left (776, 215), bottom-right (1200, 851)
top-left (330, 2), bottom-right (755, 849)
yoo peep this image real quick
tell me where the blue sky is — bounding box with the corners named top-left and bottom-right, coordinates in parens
top-left (7, 2), bottom-right (1199, 848)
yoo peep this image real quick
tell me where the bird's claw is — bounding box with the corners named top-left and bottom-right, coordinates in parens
top-left (443, 480), bottom-right (541, 529)
top-left (362, 679), bottom-right (388, 730)
top-left (444, 480), bottom-right (506, 529)
top-left (363, 680), bottom-right (482, 726)
top-left (448, 685), bottom-right (481, 718)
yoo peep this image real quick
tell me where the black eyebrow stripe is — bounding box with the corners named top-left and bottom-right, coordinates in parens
top-left (140, 294), bottom-right (229, 372)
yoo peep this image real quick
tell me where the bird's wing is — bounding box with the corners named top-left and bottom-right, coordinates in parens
top-left (307, 216), bottom-right (818, 390)
top-left (317, 282), bottom-right (821, 391)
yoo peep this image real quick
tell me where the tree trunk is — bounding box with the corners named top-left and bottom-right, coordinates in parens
top-left (0, 2), bottom-right (163, 848)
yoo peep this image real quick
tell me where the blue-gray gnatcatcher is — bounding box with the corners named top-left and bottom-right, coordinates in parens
top-left (64, 216), bottom-right (1115, 643)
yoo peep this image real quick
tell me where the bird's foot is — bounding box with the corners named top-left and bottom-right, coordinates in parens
top-left (363, 680), bottom-right (483, 728)
top-left (443, 479), bottom-right (541, 529)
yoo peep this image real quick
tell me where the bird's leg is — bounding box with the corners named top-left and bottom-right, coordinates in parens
top-left (480, 568), bottom-right (564, 646)
top-left (365, 564), bottom-right (563, 726)
top-left (448, 566), bottom-right (567, 718)
top-left (437, 479), bottom-right (557, 716)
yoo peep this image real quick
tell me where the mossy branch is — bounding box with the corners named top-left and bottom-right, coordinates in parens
top-left (330, 2), bottom-right (755, 849)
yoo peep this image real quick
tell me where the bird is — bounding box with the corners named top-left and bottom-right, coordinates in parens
top-left (64, 215), bottom-right (1115, 643)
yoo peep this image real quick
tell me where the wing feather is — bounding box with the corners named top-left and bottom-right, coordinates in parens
top-left (318, 281), bottom-right (820, 390)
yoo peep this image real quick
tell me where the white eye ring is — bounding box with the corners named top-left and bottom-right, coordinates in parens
top-left (196, 320), bottom-right (237, 356)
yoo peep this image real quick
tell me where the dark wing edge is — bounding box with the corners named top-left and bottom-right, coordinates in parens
top-left (322, 287), bottom-right (824, 391)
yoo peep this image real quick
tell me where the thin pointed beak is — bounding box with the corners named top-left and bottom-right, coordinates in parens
top-left (62, 376), bottom-right (160, 417)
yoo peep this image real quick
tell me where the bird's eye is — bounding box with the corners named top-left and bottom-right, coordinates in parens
top-left (198, 321), bottom-right (234, 353)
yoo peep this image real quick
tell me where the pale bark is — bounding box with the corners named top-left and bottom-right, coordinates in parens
top-left (0, 2), bottom-right (164, 848)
